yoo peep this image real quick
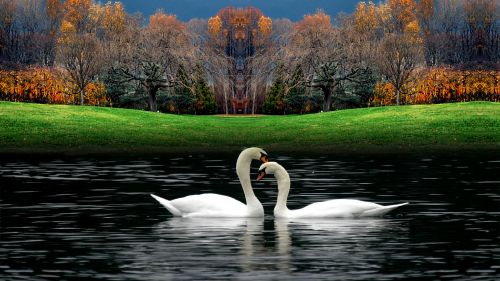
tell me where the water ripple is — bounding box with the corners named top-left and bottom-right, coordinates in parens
top-left (1, 154), bottom-right (499, 280)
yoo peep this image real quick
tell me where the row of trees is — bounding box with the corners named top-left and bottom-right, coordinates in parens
top-left (265, 0), bottom-right (499, 112)
top-left (0, 67), bottom-right (108, 105)
top-left (0, 0), bottom-right (498, 114)
top-left (372, 68), bottom-right (500, 105)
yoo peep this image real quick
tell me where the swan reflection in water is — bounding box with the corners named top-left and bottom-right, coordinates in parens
top-left (119, 217), bottom-right (407, 278)
top-left (151, 217), bottom-right (269, 274)
top-left (275, 218), bottom-right (409, 273)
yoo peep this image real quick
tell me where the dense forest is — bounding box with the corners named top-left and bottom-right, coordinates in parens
top-left (0, 0), bottom-right (499, 114)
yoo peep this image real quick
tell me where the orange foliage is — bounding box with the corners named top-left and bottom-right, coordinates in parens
top-left (0, 68), bottom-right (109, 106)
top-left (149, 11), bottom-right (185, 32)
top-left (296, 10), bottom-right (332, 33)
top-left (62, 0), bottom-right (91, 33)
top-left (46, 0), bottom-right (64, 29)
top-left (208, 15), bottom-right (222, 37)
top-left (258, 16), bottom-right (272, 37)
top-left (228, 8), bottom-right (253, 28)
top-left (354, 2), bottom-right (404, 38)
top-left (416, 0), bottom-right (433, 33)
top-left (354, 1), bottom-right (378, 34)
top-left (208, 7), bottom-right (271, 46)
top-left (371, 68), bottom-right (500, 106)
top-left (389, 0), bottom-right (417, 32)
top-left (61, 1), bottom-right (124, 38)
top-left (292, 10), bottom-right (334, 52)
top-left (103, 1), bottom-right (126, 34)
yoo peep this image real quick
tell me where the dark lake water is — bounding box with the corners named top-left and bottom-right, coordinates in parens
top-left (1, 153), bottom-right (499, 280)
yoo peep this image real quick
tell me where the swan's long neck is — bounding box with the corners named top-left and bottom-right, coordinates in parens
top-left (236, 153), bottom-right (262, 213)
top-left (273, 166), bottom-right (291, 217)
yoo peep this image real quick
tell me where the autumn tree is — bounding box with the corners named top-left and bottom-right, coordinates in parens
top-left (42, 0), bottom-right (64, 65)
top-left (286, 11), bottom-right (335, 111)
top-left (188, 18), bottom-right (232, 114)
top-left (388, 0), bottom-right (418, 33)
top-left (56, 0), bottom-right (104, 105)
top-left (353, 1), bottom-right (390, 40)
top-left (108, 10), bottom-right (193, 112)
top-left (367, 0), bottom-right (424, 105)
top-left (415, 0), bottom-right (438, 66)
top-left (266, 18), bottom-right (296, 97)
top-left (249, 18), bottom-right (294, 114)
top-left (462, 0), bottom-right (499, 65)
top-left (10, 0), bottom-right (42, 64)
top-left (58, 33), bottom-right (102, 105)
top-left (0, 0), bottom-right (61, 66)
top-left (47, 0), bottom-right (64, 30)
top-left (207, 7), bottom-right (272, 114)
top-left (247, 15), bottom-right (273, 114)
top-left (202, 46), bottom-right (233, 114)
top-left (433, 0), bottom-right (465, 65)
top-left (89, 1), bottom-right (126, 42)
top-left (413, 0), bottom-right (500, 67)
top-left (287, 11), bottom-right (372, 111)
top-left (415, 0), bottom-right (458, 65)
top-left (377, 33), bottom-right (423, 105)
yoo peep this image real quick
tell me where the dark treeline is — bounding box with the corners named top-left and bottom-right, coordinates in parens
top-left (0, 0), bottom-right (498, 114)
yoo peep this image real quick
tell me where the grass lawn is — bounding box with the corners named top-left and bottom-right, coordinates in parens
top-left (0, 101), bottom-right (499, 155)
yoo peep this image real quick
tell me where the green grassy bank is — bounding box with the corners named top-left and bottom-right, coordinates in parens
top-left (0, 101), bottom-right (498, 155)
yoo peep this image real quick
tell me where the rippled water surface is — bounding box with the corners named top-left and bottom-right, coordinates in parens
top-left (1, 153), bottom-right (499, 280)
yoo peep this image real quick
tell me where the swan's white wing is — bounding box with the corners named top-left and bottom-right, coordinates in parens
top-left (151, 194), bottom-right (182, 216)
top-left (360, 202), bottom-right (408, 217)
top-left (169, 193), bottom-right (248, 217)
top-left (290, 199), bottom-right (386, 218)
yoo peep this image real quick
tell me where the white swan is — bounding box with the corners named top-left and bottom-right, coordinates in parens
top-left (150, 147), bottom-right (269, 217)
top-left (257, 162), bottom-right (408, 218)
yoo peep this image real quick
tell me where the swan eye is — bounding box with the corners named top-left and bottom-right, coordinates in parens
top-left (256, 169), bottom-right (266, 181)
top-left (259, 153), bottom-right (269, 163)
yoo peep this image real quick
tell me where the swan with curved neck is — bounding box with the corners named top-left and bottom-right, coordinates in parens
top-left (257, 162), bottom-right (408, 218)
top-left (151, 147), bottom-right (269, 217)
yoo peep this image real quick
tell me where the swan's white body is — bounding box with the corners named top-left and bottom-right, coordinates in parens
top-left (150, 147), bottom-right (267, 218)
top-left (258, 162), bottom-right (408, 219)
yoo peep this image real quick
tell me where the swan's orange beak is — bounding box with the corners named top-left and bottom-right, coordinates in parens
top-left (260, 154), bottom-right (269, 163)
top-left (256, 170), bottom-right (266, 181)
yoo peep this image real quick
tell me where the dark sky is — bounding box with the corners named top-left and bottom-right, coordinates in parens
top-left (118, 0), bottom-right (361, 21)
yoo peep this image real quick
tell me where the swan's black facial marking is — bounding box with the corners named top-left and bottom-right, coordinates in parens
top-left (256, 168), bottom-right (266, 181)
top-left (259, 152), bottom-right (269, 164)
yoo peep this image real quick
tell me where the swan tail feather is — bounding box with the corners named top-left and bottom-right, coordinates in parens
top-left (150, 194), bottom-right (182, 216)
top-left (362, 202), bottom-right (408, 217)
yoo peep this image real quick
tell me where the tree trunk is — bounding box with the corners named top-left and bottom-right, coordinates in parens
top-left (322, 87), bottom-right (332, 112)
top-left (231, 90), bottom-right (236, 114)
top-left (148, 87), bottom-right (158, 112)
top-left (396, 88), bottom-right (400, 105)
top-left (80, 88), bottom-right (84, 105)
top-left (223, 84), bottom-right (228, 115)
top-left (251, 82), bottom-right (256, 115)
